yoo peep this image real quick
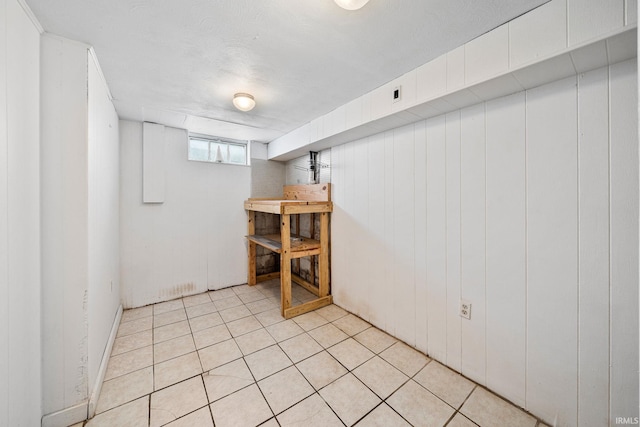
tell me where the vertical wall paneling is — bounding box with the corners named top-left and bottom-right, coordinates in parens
top-left (4, 1), bottom-right (41, 424)
top-left (526, 76), bottom-right (578, 426)
top-left (329, 144), bottom-right (347, 306)
top-left (383, 130), bottom-right (395, 333)
top-left (485, 92), bottom-right (527, 406)
top-left (142, 122), bottom-right (165, 203)
top-left (393, 124), bottom-right (416, 345)
top-left (366, 134), bottom-right (386, 327)
top-left (413, 121), bottom-right (428, 353)
top-left (459, 103), bottom-right (487, 385)
top-left (445, 112), bottom-right (462, 371)
top-left (568, 0), bottom-right (625, 46)
top-left (0, 1), bottom-right (9, 423)
top-left (509, 0), bottom-right (567, 68)
top-left (342, 141), bottom-right (356, 310)
top-left (353, 138), bottom-right (369, 320)
top-left (609, 59), bottom-right (639, 423)
top-left (577, 66), bottom-right (610, 427)
top-left (425, 116), bottom-right (447, 362)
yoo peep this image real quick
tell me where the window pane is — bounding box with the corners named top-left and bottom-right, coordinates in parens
top-left (228, 144), bottom-right (246, 164)
top-left (188, 139), bottom-right (209, 161)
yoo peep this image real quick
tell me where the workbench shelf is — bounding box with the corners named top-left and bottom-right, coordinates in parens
top-left (244, 183), bottom-right (332, 319)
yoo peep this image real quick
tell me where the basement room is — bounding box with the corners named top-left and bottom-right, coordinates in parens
top-left (1, 0), bottom-right (638, 426)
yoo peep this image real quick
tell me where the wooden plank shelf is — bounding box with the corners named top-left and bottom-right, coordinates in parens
top-left (246, 234), bottom-right (321, 258)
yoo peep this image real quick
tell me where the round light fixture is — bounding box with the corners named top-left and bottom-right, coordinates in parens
top-left (334, 0), bottom-right (370, 10)
top-left (232, 93), bottom-right (256, 112)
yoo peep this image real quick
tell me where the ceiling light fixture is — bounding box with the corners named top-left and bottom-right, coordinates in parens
top-left (334, 0), bottom-right (370, 10)
top-left (232, 93), bottom-right (256, 112)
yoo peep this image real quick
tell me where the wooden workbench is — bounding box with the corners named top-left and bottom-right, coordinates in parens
top-left (244, 184), bottom-right (333, 319)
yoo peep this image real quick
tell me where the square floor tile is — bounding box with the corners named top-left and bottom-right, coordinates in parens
top-left (165, 407), bottom-right (214, 427)
top-left (154, 320), bottom-right (191, 344)
top-left (150, 376), bottom-right (208, 427)
top-left (258, 366), bottom-right (314, 414)
top-left (193, 324), bottom-right (231, 349)
top-left (267, 319), bottom-right (304, 342)
top-left (189, 312), bottom-right (224, 333)
top-left (353, 356), bottom-right (409, 399)
top-left (186, 302), bottom-right (217, 319)
top-left (198, 339), bottom-right (243, 372)
top-left (246, 298), bottom-right (278, 314)
top-left (117, 316), bottom-right (152, 338)
top-left (314, 304), bottom-right (348, 322)
top-left (319, 373), bottom-right (381, 426)
top-left (308, 323), bottom-right (348, 348)
top-left (327, 338), bottom-right (374, 370)
top-left (219, 305), bottom-right (252, 323)
top-left (295, 351), bottom-right (348, 390)
top-left (379, 342), bottom-right (430, 376)
top-left (446, 413), bottom-right (478, 427)
top-left (154, 299), bottom-right (184, 315)
top-left (154, 351), bottom-right (203, 390)
top-left (256, 308), bottom-right (286, 327)
top-left (226, 315), bottom-right (262, 337)
top-left (154, 308), bottom-right (187, 328)
top-left (277, 393), bottom-right (344, 427)
top-left (210, 384), bottom-right (273, 427)
top-left (182, 293), bottom-right (213, 308)
top-left (208, 288), bottom-right (236, 301)
top-left (292, 312), bottom-right (328, 331)
top-left (386, 380), bottom-right (454, 427)
top-left (238, 289), bottom-right (266, 304)
top-left (154, 334), bottom-right (196, 364)
top-left (111, 329), bottom-right (152, 356)
top-left (235, 328), bottom-right (276, 355)
top-left (96, 366), bottom-right (153, 414)
top-left (245, 345), bottom-right (292, 381)
top-left (87, 395), bottom-right (149, 427)
top-left (120, 306), bottom-right (153, 323)
top-left (460, 387), bottom-right (537, 427)
top-left (354, 327), bottom-right (397, 354)
top-left (332, 314), bottom-right (370, 336)
top-left (356, 403), bottom-right (411, 427)
top-left (203, 359), bottom-right (255, 402)
top-left (232, 284), bottom-right (256, 295)
top-left (414, 361), bottom-right (475, 409)
top-left (214, 295), bottom-right (243, 311)
top-left (104, 345), bottom-right (153, 381)
top-left (280, 333), bottom-right (323, 363)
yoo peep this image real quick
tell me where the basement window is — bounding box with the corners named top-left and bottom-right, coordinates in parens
top-left (188, 135), bottom-right (248, 165)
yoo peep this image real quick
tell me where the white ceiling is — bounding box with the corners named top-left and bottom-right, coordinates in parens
top-left (27, 0), bottom-right (548, 142)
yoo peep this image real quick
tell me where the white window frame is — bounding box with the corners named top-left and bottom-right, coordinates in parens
top-left (187, 134), bottom-right (250, 166)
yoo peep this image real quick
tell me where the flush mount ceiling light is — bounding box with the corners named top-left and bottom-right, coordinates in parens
top-left (232, 93), bottom-right (256, 112)
top-left (334, 0), bottom-right (370, 10)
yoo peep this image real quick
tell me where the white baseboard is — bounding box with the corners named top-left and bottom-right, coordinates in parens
top-left (88, 304), bottom-right (123, 418)
top-left (41, 401), bottom-right (87, 427)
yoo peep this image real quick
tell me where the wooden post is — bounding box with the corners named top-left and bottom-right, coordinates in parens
top-left (294, 215), bottom-right (300, 274)
top-left (310, 213), bottom-right (316, 287)
top-left (247, 210), bottom-right (256, 286)
top-left (280, 213), bottom-right (292, 316)
top-left (319, 212), bottom-right (329, 297)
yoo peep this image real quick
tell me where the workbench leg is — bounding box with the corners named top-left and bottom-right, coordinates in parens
top-left (319, 212), bottom-right (329, 297)
top-left (247, 210), bottom-right (256, 286)
top-left (280, 214), bottom-right (292, 316)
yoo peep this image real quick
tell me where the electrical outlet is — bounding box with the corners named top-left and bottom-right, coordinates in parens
top-left (392, 85), bottom-right (402, 103)
top-left (460, 299), bottom-right (471, 320)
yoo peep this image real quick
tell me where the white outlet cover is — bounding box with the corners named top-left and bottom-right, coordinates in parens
top-left (460, 299), bottom-right (472, 320)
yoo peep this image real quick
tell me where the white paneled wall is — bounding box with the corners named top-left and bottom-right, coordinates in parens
top-left (0, 1), bottom-right (41, 425)
top-left (330, 60), bottom-right (637, 427)
top-left (120, 122), bottom-right (250, 308)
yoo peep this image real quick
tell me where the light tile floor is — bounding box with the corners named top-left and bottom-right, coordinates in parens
top-left (71, 279), bottom-right (549, 427)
